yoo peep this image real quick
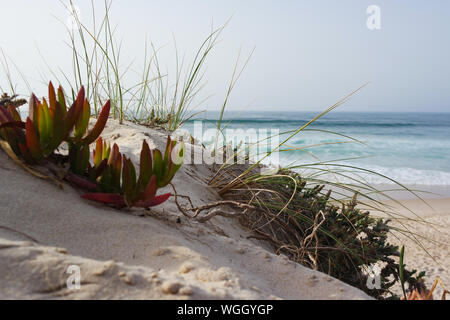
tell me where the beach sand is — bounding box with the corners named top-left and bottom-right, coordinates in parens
top-left (0, 120), bottom-right (372, 300)
top-left (365, 197), bottom-right (450, 299)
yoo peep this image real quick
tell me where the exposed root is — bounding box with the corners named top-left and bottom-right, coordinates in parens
top-left (170, 183), bottom-right (259, 223)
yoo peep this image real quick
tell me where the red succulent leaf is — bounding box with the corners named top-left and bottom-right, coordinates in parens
top-left (0, 105), bottom-right (12, 123)
top-left (0, 121), bottom-right (25, 130)
top-left (65, 172), bottom-right (98, 191)
top-left (92, 158), bottom-right (108, 180)
top-left (48, 82), bottom-right (57, 113)
top-left (64, 86), bottom-right (85, 134)
top-left (122, 156), bottom-right (135, 203)
top-left (135, 193), bottom-right (171, 208)
top-left (18, 143), bottom-right (34, 163)
top-left (25, 117), bottom-right (43, 161)
top-left (81, 193), bottom-right (125, 207)
top-left (82, 100), bottom-right (111, 145)
top-left (140, 175), bottom-right (158, 202)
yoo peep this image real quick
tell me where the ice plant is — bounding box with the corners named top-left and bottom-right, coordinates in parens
top-left (96, 142), bottom-right (123, 194)
top-left (153, 136), bottom-right (185, 188)
top-left (0, 83), bottom-right (82, 163)
top-left (67, 86), bottom-right (111, 175)
top-left (0, 82), bottom-right (110, 166)
top-left (82, 138), bottom-right (184, 209)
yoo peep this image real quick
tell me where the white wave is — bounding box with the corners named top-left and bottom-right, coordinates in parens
top-left (264, 154), bottom-right (450, 186)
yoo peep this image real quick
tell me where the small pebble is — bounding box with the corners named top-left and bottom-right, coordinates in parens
top-left (179, 286), bottom-right (194, 296)
top-left (307, 275), bottom-right (319, 287)
top-left (123, 276), bottom-right (135, 286)
top-left (162, 281), bottom-right (181, 295)
top-left (179, 263), bottom-right (194, 274)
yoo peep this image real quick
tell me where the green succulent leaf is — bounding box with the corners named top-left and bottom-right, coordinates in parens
top-left (57, 86), bottom-right (67, 117)
top-left (74, 99), bottom-right (91, 140)
top-left (153, 149), bottom-right (164, 187)
top-left (50, 98), bottom-right (65, 151)
top-left (7, 105), bottom-right (21, 122)
top-left (82, 100), bottom-right (111, 145)
top-left (48, 82), bottom-right (57, 113)
top-left (37, 100), bottom-right (51, 149)
top-left (122, 157), bottom-right (135, 205)
top-left (163, 141), bottom-right (185, 187)
top-left (94, 138), bottom-right (104, 167)
top-left (136, 140), bottom-right (152, 193)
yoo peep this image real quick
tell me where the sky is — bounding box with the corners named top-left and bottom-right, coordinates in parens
top-left (0, 0), bottom-right (449, 112)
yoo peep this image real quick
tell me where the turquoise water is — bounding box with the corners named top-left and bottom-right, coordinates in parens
top-left (183, 111), bottom-right (450, 186)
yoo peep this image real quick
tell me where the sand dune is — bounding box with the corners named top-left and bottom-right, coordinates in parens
top-left (0, 120), bottom-right (371, 300)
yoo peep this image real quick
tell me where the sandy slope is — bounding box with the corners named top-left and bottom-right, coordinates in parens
top-left (0, 120), bottom-right (371, 300)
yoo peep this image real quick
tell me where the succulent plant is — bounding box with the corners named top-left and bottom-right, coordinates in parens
top-left (0, 83), bottom-right (84, 163)
top-left (153, 135), bottom-right (185, 188)
top-left (82, 138), bottom-right (183, 208)
top-left (67, 86), bottom-right (110, 175)
top-left (1, 82), bottom-right (183, 210)
top-left (0, 82), bottom-right (110, 166)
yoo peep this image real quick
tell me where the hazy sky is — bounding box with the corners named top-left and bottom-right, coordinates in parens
top-left (0, 0), bottom-right (449, 112)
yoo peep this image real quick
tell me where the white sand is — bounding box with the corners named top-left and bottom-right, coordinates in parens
top-left (0, 120), bottom-right (371, 300)
top-left (371, 198), bottom-right (450, 299)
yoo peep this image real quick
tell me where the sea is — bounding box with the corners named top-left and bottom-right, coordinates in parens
top-left (182, 111), bottom-right (450, 188)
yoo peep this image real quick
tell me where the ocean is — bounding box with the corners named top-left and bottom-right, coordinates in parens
top-left (182, 111), bottom-right (450, 187)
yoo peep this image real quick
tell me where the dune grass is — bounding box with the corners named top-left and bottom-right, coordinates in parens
top-left (201, 85), bottom-right (434, 298)
top-left (38, 0), bottom-right (227, 130)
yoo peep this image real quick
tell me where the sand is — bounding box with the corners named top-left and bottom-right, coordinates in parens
top-left (0, 120), bottom-right (372, 300)
top-left (371, 197), bottom-right (450, 299)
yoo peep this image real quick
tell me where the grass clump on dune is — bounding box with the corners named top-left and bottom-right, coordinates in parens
top-left (190, 86), bottom-right (431, 299)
